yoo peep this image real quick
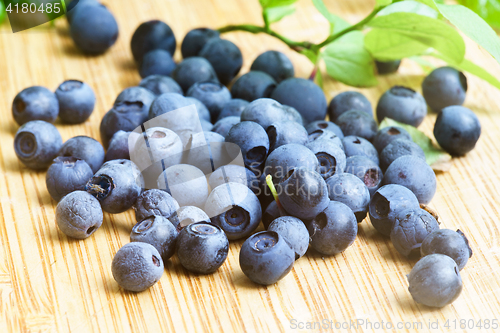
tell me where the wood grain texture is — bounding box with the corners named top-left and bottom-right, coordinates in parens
top-left (1, 0), bottom-right (500, 332)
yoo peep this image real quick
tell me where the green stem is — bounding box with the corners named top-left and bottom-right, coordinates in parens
top-left (265, 175), bottom-right (286, 216)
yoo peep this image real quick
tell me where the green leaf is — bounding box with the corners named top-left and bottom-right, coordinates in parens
top-left (260, 0), bottom-right (298, 8)
top-left (300, 49), bottom-right (318, 64)
top-left (312, 0), bottom-right (351, 34)
top-left (0, 2), bottom-right (6, 24)
top-left (413, 0), bottom-right (439, 11)
top-left (315, 68), bottom-right (324, 89)
top-left (365, 29), bottom-right (431, 61)
top-left (379, 118), bottom-right (452, 171)
top-left (322, 31), bottom-right (378, 87)
top-left (378, 0), bottom-right (438, 18)
top-left (264, 4), bottom-right (296, 23)
top-left (436, 4), bottom-right (500, 64)
top-left (457, 0), bottom-right (500, 30)
top-left (367, 12), bottom-right (466, 64)
top-left (375, 0), bottom-right (393, 8)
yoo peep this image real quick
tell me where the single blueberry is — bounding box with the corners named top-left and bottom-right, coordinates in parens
top-left (342, 136), bottom-right (379, 165)
top-left (114, 86), bottom-right (156, 110)
top-left (376, 86), bottom-right (427, 127)
top-left (12, 86), bottom-right (59, 126)
top-left (335, 109), bottom-right (378, 141)
top-left (130, 215), bottom-right (179, 262)
top-left (230, 71), bottom-right (277, 102)
top-left (134, 189), bottom-right (180, 222)
top-left (307, 129), bottom-right (343, 151)
top-left (326, 173), bottom-right (370, 222)
top-left (225, 121), bottom-right (269, 173)
top-left (328, 91), bottom-right (373, 122)
top-left (380, 139), bottom-right (425, 172)
top-left (199, 38), bottom-right (243, 85)
top-left (56, 190), bottom-right (103, 239)
top-left (139, 75), bottom-right (183, 96)
top-left (240, 98), bottom-right (301, 130)
top-left (268, 216), bottom-right (309, 259)
top-left (187, 81), bottom-right (231, 122)
top-left (139, 49), bottom-right (176, 78)
top-left (422, 66), bottom-right (467, 112)
top-left (344, 155), bottom-right (383, 196)
top-left (58, 136), bottom-right (105, 173)
top-left (55, 80), bottom-right (95, 124)
top-left (267, 121), bottom-right (308, 153)
top-left (46, 156), bottom-right (93, 202)
top-left (264, 143), bottom-right (319, 184)
top-left (100, 102), bottom-right (149, 149)
top-left (181, 28), bottom-right (220, 58)
top-left (421, 229), bottom-right (472, 270)
top-left (131, 20), bottom-right (176, 63)
top-left (306, 137), bottom-right (347, 179)
top-left (172, 57), bottom-right (219, 93)
top-left (375, 60), bottom-right (401, 75)
top-left (250, 50), bottom-right (294, 83)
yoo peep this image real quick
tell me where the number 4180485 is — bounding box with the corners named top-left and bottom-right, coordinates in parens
top-left (6, 2), bottom-right (61, 14)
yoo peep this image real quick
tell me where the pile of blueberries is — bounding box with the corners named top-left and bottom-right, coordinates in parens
top-left (11, 1), bottom-right (481, 308)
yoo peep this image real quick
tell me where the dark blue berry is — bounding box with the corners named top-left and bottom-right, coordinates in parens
top-left (172, 57), bottom-right (218, 93)
top-left (306, 137), bottom-right (346, 179)
top-left (131, 20), bottom-right (176, 63)
top-left (335, 109), bottom-right (378, 141)
top-left (186, 97), bottom-right (211, 122)
top-left (212, 116), bottom-right (240, 138)
top-left (59, 136), bottom-right (105, 173)
top-left (100, 102), bottom-right (149, 149)
top-left (380, 139), bottom-right (425, 172)
top-left (268, 216), bottom-right (309, 259)
top-left (328, 91), bottom-right (373, 122)
top-left (139, 49), bottom-right (176, 78)
top-left (56, 190), bottom-right (103, 239)
top-left (12, 86), bottom-right (59, 126)
top-left (342, 135), bottom-right (379, 165)
top-left (265, 143), bottom-right (319, 184)
top-left (169, 206), bottom-right (210, 230)
top-left (225, 121), bottom-right (269, 173)
top-left (133, 189), bottom-right (180, 222)
top-left (422, 66), bottom-right (467, 112)
top-left (421, 229), bottom-right (472, 270)
top-left (263, 201), bottom-right (281, 230)
top-left (114, 86), bottom-right (156, 109)
top-left (306, 120), bottom-right (344, 138)
top-left (375, 60), bottom-right (401, 75)
top-left (376, 86), bottom-right (427, 127)
top-left (181, 28), bottom-right (220, 58)
top-left (217, 99), bottom-right (249, 121)
top-left (231, 71), bottom-right (277, 102)
top-left (56, 80), bottom-right (95, 124)
top-left (344, 155), bottom-right (383, 196)
top-left (250, 50), bottom-right (294, 83)
top-left (46, 156), bottom-right (93, 202)
top-left (130, 215), bottom-right (178, 262)
top-left (267, 121), bottom-right (308, 153)
top-left (186, 82), bottom-right (232, 122)
top-left (199, 38), bottom-right (243, 85)
top-left (139, 75), bottom-right (183, 96)
top-left (240, 98), bottom-right (301, 130)
top-left (326, 173), bottom-right (370, 222)
top-left (372, 126), bottom-right (412, 153)
top-left (104, 130), bottom-right (131, 161)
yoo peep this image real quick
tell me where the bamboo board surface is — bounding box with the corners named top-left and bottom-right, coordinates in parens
top-left (1, 0), bottom-right (500, 332)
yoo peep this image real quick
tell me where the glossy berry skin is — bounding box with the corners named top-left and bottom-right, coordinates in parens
top-left (172, 57), bottom-right (218, 93)
top-left (306, 138), bottom-right (346, 179)
top-left (217, 99), bottom-right (249, 121)
top-left (263, 201), bottom-right (281, 230)
top-left (344, 155), bottom-right (383, 196)
top-left (376, 86), bottom-right (427, 127)
top-left (375, 60), bottom-right (401, 75)
top-left (55, 80), bottom-right (95, 124)
top-left (176, 222), bottom-right (229, 274)
top-left (169, 206), bottom-right (210, 230)
top-left (58, 136), bottom-right (105, 173)
top-left (212, 116), bottom-right (240, 138)
top-left (14, 120), bottom-right (62, 170)
top-left (139, 49), bottom-right (176, 78)
top-left (268, 216), bottom-right (309, 259)
top-left (391, 208), bottom-right (440, 257)
top-left (46, 157), bottom-right (93, 202)
top-left (134, 189), bottom-right (179, 222)
top-left (267, 121), bottom-right (308, 153)
top-left (328, 91), bottom-right (373, 122)
top-left (139, 75), bottom-right (183, 96)
top-left (250, 50), bottom-right (294, 83)
top-left (342, 136), bottom-right (379, 165)
top-left (199, 38), bottom-right (243, 85)
top-left (131, 20), bottom-right (176, 63)
top-left (12, 86), bottom-right (59, 126)
top-left (276, 168), bottom-right (329, 221)
top-left (422, 66), bottom-right (467, 112)
top-left (231, 71), bottom-right (277, 102)
top-left (111, 242), bottom-right (164, 292)
top-left (181, 28), bottom-right (220, 58)
top-left (239, 231), bottom-right (295, 285)
top-left (100, 102), bottom-right (149, 149)
top-left (86, 163), bottom-right (142, 214)
top-left (130, 215), bottom-right (179, 262)
top-left (380, 139), bottom-right (425, 172)
top-left (205, 182), bottom-right (262, 240)
top-left (208, 165), bottom-right (259, 194)
top-left (104, 130), bottom-right (131, 161)
top-left (225, 121), bottom-right (269, 173)
top-left (271, 78), bottom-right (327, 125)
top-left (335, 110), bottom-right (378, 141)
top-left (56, 191), bottom-right (103, 239)
top-left (157, 164), bottom-right (209, 208)
top-left (407, 254), bottom-right (463, 307)
top-left (187, 82), bottom-right (231, 121)
top-left (240, 98), bottom-right (302, 130)
top-left (306, 120), bottom-right (344, 139)
top-left (308, 201), bottom-right (358, 255)
top-left (70, 4), bottom-right (118, 54)
top-left (326, 173), bottom-right (370, 222)
top-left (265, 143), bottom-right (319, 184)
top-left (383, 155), bottom-right (436, 204)
top-left (433, 106), bottom-right (481, 156)
top-left (372, 126), bottom-right (412, 153)
top-left (421, 229), bottom-right (472, 270)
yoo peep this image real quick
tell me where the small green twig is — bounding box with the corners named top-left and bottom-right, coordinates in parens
top-left (265, 174), bottom-right (286, 216)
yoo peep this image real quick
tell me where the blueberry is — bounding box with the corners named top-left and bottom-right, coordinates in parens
top-left (130, 215), bottom-right (178, 262)
top-left (407, 254), bottom-right (463, 307)
top-left (225, 121), bottom-right (269, 173)
top-left (201, 120), bottom-right (213, 131)
top-left (205, 182), bottom-right (262, 240)
top-left (111, 242), bottom-right (164, 292)
top-left (58, 136), bottom-right (105, 173)
top-left (70, 4), bottom-right (118, 54)
top-left (131, 20), bottom-right (176, 63)
top-left (306, 120), bottom-right (344, 139)
top-left (342, 136), bottom-right (379, 165)
top-left (307, 129), bottom-right (343, 151)
top-left (328, 91), bottom-right (373, 122)
top-left (12, 86), bottom-right (59, 126)
top-left (265, 143), bottom-right (319, 184)
top-left (369, 184), bottom-right (420, 236)
top-left (306, 137), bottom-right (346, 179)
top-left (376, 86), bottom-right (427, 127)
top-left (139, 49), bottom-right (176, 78)
top-left (157, 164), bottom-right (209, 208)
top-left (139, 75), bottom-right (183, 96)
top-left (208, 165), bottom-right (259, 194)
top-left (380, 139), bottom-right (425, 172)
top-left (433, 105), bottom-right (481, 156)
top-left (66, 0), bottom-right (100, 24)
top-left (212, 116), bottom-right (240, 138)
top-left (176, 222), bottom-right (229, 274)
top-left (172, 57), bottom-right (219, 93)
top-left (276, 168), bottom-right (329, 220)
top-left (372, 126), bottom-right (412, 153)
top-left (100, 102), bottom-right (149, 149)
top-left (148, 93), bottom-right (200, 134)
top-left (55, 80), bottom-right (95, 124)
top-left (104, 130), bottom-right (131, 161)
top-left (263, 201), bottom-right (281, 229)
top-left (250, 50), bottom-right (294, 83)
top-left (231, 71), bottom-right (277, 102)
top-left (308, 201), bottom-right (358, 255)
top-left (187, 81), bottom-right (231, 121)
top-left (46, 156), bottom-right (93, 202)
top-left (199, 38), bottom-right (243, 85)
top-left (239, 231), bottom-right (295, 285)
top-left (102, 159), bottom-right (145, 188)
top-left (182, 131), bottom-right (228, 174)
top-left (114, 86), bottom-right (156, 110)
top-left (267, 121), bottom-right (308, 153)
top-left (422, 66), bottom-right (467, 112)
top-left (268, 216), bottom-right (309, 259)
top-left (282, 105), bottom-right (305, 126)
top-left (383, 155), bottom-right (436, 204)
top-left (181, 28), bottom-right (220, 58)
top-left (169, 206), bottom-right (210, 230)
top-left (14, 120), bottom-right (62, 170)
top-left (375, 60), bottom-right (401, 75)
top-left (133, 189), bottom-right (180, 222)
top-left (271, 78), bottom-right (327, 125)
top-left (55, 190), bottom-right (103, 239)
top-left (326, 173), bottom-right (370, 222)
top-left (240, 98), bottom-right (301, 130)
top-left (421, 229), bottom-right (472, 270)
top-left (335, 110), bottom-right (378, 141)
top-left (186, 97), bottom-right (211, 123)
top-left (86, 163), bottom-right (142, 214)
top-left (217, 99), bottom-right (249, 121)
top-left (344, 155), bottom-right (383, 196)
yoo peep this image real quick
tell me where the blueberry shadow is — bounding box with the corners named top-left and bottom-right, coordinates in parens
top-left (231, 270), bottom-right (266, 290)
top-left (55, 24), bottom-right (70, 38)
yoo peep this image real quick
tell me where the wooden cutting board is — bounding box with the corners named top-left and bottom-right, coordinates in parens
top-left (1, 0), bottom-right (500, 332)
